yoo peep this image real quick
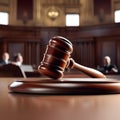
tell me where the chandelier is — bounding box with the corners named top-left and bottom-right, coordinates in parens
top-left (47, 7), bottom-right (60, 21)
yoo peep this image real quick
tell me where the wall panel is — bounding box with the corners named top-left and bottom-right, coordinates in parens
top-left (0, 23), bottom-right (120, 70)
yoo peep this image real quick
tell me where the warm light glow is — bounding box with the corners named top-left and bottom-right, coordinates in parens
top-left (66, 14), bottom-right (80, 26)
top-left (47, 7), bottom-right (59, 21)
top-left (0, 12), bottom-right (9, 25)
top-left (115, 10), bottom-right (120, 23)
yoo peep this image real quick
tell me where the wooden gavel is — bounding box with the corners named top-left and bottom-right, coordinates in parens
top-left (38, 36), bottom-right (106, 79)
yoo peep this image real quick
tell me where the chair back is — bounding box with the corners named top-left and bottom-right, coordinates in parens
top-left (0, 64), bottom-right (26, 78)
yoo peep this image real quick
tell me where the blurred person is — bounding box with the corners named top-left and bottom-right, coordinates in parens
top-left (97, 56), bottom-right (119, 74)
top-left (0, 52), bottom-right (11, 65)
top-left (12, 53), bottom-right (23, 66)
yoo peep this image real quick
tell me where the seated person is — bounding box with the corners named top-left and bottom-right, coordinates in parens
top-left (12, 53), bottom-right (23, 66)
top-left (97, 56), bottom-right (119, 74)
top-left (0, 52), bottom-right (11, 65)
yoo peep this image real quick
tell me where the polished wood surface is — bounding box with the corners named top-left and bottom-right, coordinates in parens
top-left (0, 76), bottom-right (120, 120)
top-left (9, 77), bottom-right (120, 94)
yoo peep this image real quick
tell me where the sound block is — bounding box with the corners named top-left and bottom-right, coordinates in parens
top-left (8, 78), bottom-right (120, 95)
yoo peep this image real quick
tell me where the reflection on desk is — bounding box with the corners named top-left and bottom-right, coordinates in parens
top-left (0, 77), bottom-right (120, 120)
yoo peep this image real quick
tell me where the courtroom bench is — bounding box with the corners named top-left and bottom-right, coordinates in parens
top-left (0, 64), bottom-right (41, 78)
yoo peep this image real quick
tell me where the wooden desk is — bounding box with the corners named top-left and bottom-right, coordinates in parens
top-left (1, 77), bottom-right (120, 120)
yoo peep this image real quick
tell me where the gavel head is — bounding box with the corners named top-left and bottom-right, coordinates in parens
top-left (38, 36), bottom-right (73, 79)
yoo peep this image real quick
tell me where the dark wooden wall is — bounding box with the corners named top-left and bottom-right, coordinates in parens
top-left (0, 23), bottom-right (120, 70)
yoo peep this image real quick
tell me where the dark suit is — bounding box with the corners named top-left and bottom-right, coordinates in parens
top-left (97, 64), bottom-right (119, 74)
top-left (0, 60), bottom-right (11, 65)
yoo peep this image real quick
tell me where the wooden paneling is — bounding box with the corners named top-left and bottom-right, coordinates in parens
top-left (117, 41), bottom-right (120, 71)
top-left (8, 43), bottom-right (24, 60)
top-left (94, 0), bottom-right (112, 15)
top-left (71, 38), bottom-right (95, 68)
top-left (17, 0), bottom-right (33, 20)
top-left (0, 23), bottom-right (120, 70)
top-left (102, 41), bottom-right (116, 62)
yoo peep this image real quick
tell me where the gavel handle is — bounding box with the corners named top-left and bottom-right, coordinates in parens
top-left (67, 58), bottom-right (106, 78)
